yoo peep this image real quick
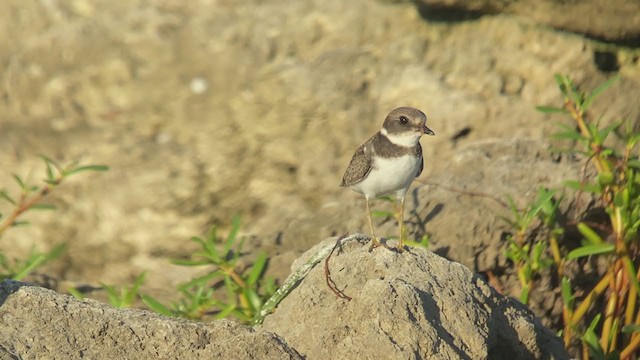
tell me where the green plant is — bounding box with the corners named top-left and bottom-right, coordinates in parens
top-left (0, 157), bottom-right (108, 280)
top-left (99, 272), bottom-right (147, 308)
top-left (503, 187), bottom-right (560, 305)
top-left (530, 74), bottom-right (640, 359)
top-left (0, 244), bottom-right (66, 281)
top-left (404, 234), bottom-right (431, 250)
top-left (141, 216), bottom-right (276, 323)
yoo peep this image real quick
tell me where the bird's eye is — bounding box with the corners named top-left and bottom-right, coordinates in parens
top-left (399, 116), bottom-right (409, 124)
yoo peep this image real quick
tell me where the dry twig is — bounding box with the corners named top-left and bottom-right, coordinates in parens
top-left (324, 234), bottom-right (352, 301)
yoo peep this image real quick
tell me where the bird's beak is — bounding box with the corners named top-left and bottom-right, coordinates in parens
top-left (421, 124), bottom-right (435, 136)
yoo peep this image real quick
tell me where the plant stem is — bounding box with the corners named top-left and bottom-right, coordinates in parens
top-left (621, 327), bottom-right (640, 360)
top-left (601, 270), bottom-right (619, 352)
top-left (224, 266), bottom-right (247, 288)
top-left (563, 97), bottom-right (610, 174)
top-left (626, 270), bottom-right (639, 325)
top-left (571, 272), bottom-right (612, 325)
top-left (0, 182), bottom-right (58, 237)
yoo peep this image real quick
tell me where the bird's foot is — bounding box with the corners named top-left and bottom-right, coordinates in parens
top-left (368, 237), bottom-right (382, 252)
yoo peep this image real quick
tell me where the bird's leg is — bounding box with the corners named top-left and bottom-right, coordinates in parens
top-left (366, 198), bottom-right (381, 252)
top-left (395, 195), bottom-right (406, 252)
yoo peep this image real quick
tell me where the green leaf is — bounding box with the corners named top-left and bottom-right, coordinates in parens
top-left (554, 74), bottom-right (568, 94)
top-left (228, 308), bottom-right (252, 323)
top-left (12, 244), bottom-right (65, 280)
top-left (190, 235), bottom-right (205, 245)
top-left (519, 285), bottom-right (530, 305)
top-left (263, 277), bottom-right (278, 295)
top-left (535, 105), bottom-right (566, 114)
top-left (215, 303), bottom-right (238, 319)
top-left (560, 277), bottom-right (574, 309)
top-left (47, 243), bottom-right (67, 259)
top-left (564, 180), bottom-right (602, 194)
top-left (101, 283), bottom-right (122, 307)
top-left (63, 165), bottom-right (110, 176)
top-left (613, 189), bottom-right (628, 208)
top-left (582, 314), bottom-right (605, 360)
top-left (38, 155), bottom-right (62, 178)
top-left (621, 324), bottom-right (640, 334)
top-left (577, 222), bottom-right (604, 245)
top-left (30, 203), bottom-right (56, 211)
top-left (178, 270), bottom-right (223, 290)
top-left (44, 160), bottom-right (55, 181)
top-left (243, 287), bottom-right (262, 311)
top-left (0, 190), bottom-right (16, 205)
top-left (202, 229), bottom-right (221, 262)
top-left (224, 216), bottom-right (241, 254)
top-left (171, 259), bottom-right (211, 266)
top-left (68, 287), bottom-right (85, 300)
top-left (235, 236), bottom-right (246, 260)
top-left (582, 75), bottom-right (619, 110)
top-left (597, 172), bottom-right (614, 186)
top-left (567, 243), bottom-right (615, 260)
top-left (247, 252), bottom-right (268, 286)
top-left (597, 122), bottom-right (621, 143)
top-left (125, 272), bottom-right (147, 304)
top-left (551, 130), bottom-right (584, 141)
top-left (12, 175), bottom-right (27, 190)
top-left (628, 160), bottom-right (640, 169)
top-left (371, 210), bottom-right (393, 218)
top-left (404, 235), bottom-right (430, 249)
top-left (530, 187), bottom-right (556, 218)
top-left (141, 295), bottom-right (174, 316)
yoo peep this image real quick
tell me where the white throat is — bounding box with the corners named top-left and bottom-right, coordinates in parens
top-left (380, 127), bottom-right (420, 147)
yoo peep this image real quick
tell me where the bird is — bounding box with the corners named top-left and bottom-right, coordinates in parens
top-left (340, 107), bottom-right (434, 252)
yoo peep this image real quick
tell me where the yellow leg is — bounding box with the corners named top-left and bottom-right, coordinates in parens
top-left (396, 196), bottom-right (406, 252)
top-left (366, 198), bottom-right (381, 252)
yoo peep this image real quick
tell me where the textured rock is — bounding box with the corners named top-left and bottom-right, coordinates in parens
top-left (261, 235), bottom-right (569, 359)
top-left (416, 0), bottom-right (640, 42)
top-left (0, 0), bottom-right (639, 330)
top-left (0, 280), bottom-right (301, 360)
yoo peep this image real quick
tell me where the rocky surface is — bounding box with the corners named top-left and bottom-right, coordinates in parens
top-left (0, 0), bottom-right (639, 344)
top-left (416, 0), bottom-right (640, 43)
top-left (0, 238), bottom-right (568, 359)
top-left (261, 235), bottom-right (569, 359)
top-left (0, 279), bottom-right (301, 359)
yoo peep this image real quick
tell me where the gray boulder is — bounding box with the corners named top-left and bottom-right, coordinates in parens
top-left (261, 235), bottom-right (569, 359)
top-left (0, 280), bottom-right (301, 360)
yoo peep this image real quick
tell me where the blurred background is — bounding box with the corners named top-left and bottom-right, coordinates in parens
top-left (0, 0), bottom-right (639, 317)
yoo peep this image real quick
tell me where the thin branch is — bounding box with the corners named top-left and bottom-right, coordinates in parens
top-left (0, 180), bottom-right (59, 237)
top-left (416, 180), bottom-right (510, 209)
top-left (324, 234), bottom-right (352, 301)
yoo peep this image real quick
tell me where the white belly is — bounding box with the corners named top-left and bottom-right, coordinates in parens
top-left (350, 154), bottom-right (421, 199)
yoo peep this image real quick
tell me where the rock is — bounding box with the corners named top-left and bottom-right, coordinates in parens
top-left (0, 280), bottom-right (301, 360)
top-left (0, 0), bottom-right (639, 321)
top-left (415, 0), bottom-right (640, 43)
top-left (261, 235), bottom-right (569, 359)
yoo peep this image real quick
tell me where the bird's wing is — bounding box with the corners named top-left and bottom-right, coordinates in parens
top-left (416, 142), bottom-right (424, 178)
top-left (340, 141), bottom-right (374, 187)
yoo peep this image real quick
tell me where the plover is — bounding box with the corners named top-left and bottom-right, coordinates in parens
top-left (341, 107), bottom-right (434, 252)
